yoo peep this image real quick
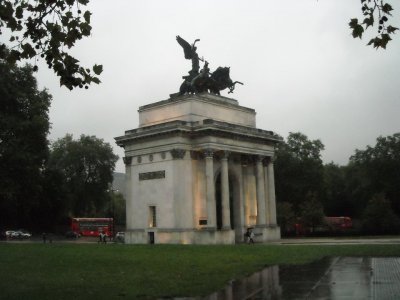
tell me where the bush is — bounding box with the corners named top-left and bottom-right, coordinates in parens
top-left (361, 194), bottom-right (400, 235)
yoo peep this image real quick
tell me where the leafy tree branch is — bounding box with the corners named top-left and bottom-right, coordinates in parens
top-left (350, 0), bottom-right (399, 49)
top-left (0, 0), bottom-right (102, 90)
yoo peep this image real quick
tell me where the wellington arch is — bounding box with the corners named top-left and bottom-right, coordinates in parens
top-left (115, 93), bottom-right (282, 244)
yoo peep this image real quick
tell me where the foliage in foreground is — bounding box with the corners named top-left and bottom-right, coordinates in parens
top-left (0, 0), bottom-right (102, 89)
top-left (1, 243), bottom-right (400, 299)
top-left (350, 0), bottom-right (398, 49)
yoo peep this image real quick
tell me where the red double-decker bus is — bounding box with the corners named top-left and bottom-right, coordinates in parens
top-left (325, 216), bottom-right (353, 230)
top-left (71, 218), bottom-right (113, 237)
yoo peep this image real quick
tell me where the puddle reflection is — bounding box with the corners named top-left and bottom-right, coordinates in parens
top-left (196, 257), bottom-right (400, 300)
top-left (205, 265), bottom-right (281, 300)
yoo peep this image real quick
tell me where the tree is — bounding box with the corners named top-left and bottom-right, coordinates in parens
top-left (277, 201), bottom-right (296, 234)
top-left (106, 191), bottom-right (126, 226)
top-left (274, 132), bottom-right (325, 209)
top-left (349, 133), bottom-right (400, 216)
top-left (362, 193), bottom-right (400, 234)
top-left (350, 0), bottom-right (399, 49)
top-left (0, 59), bottom-right (51, 228)
top-left (299, 192), bottom-right (326, 232)
top-left (35, 167), bottom-right (69, 229)
top-left (47, 134), bottom-right (118, 216)
top-left (322, 162), bottom-right (354, 216)
top-left (0, 0), bottom-right (102, 90)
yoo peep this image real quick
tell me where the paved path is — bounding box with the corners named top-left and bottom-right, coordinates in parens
top-left (205, 257), bottom-right (400, 299)
top-left (275, 237), bottom-right (400, 245)
top-left (278, 257), bottom-right (400, 299)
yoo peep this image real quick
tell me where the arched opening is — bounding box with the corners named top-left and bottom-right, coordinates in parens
top-left (215, 172), bottom-right (235, 230)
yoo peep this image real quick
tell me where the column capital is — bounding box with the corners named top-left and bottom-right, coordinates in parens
top-left (263, 155), bottom-right (276, 165)
top-left (241, 155), bottom-right (252, 166)
top-left (221, 150), bottom-right (230, 160)
top-left (170, 148), bottom-right (186, 159)
top-left (256, 155), bottom-right (265, 162)
top-left (123, 156), bottom-right (132, 165)
top-left (204, 148), bottom-right (215, 158)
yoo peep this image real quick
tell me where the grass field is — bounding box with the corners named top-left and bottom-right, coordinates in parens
top-left (1, 243), bottom-right (400, 299)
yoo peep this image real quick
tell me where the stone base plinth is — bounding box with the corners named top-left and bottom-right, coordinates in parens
top-left (252, 225), bottom-right (281, 243)
top-left (125, 228), bottom-right (236, 245)
top-left (124, 227), bottom-right (280, 244)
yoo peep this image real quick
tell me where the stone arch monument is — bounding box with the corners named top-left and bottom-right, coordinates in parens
top-left (114, 36), bottom-right (281, 244)
top-left (115, 93), bottom-right (281, 244)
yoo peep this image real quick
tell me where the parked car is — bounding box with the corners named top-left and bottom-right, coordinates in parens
top-left (65, 231), bottom-right (80, 239)
top-left (115, 232), bottom-right (125, 243)
top-left (5, 230), bottom-right (16, 238)
top-left (11, 230), bottom-right (31, 239)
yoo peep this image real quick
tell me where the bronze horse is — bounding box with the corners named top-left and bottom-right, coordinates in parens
top-left (179, 66), bottom-right (243, 96)
top-left (174, 36), bottom-right (243, 97)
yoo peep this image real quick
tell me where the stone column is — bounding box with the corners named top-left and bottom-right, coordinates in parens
top-left (263, 160), bottom-right (270, 225)
top-left (236, 160), bottom-right (246, 240)
top-left (267, 157), bottom-right (277, 225)
top-left (205, 149), bottom-right (216, 228)
top-left (123, 157), bottom-right (133, 229)
top-left (256, 155), bottom-right (266, 225)
top-left (221, 151), bottom-right (231, 229)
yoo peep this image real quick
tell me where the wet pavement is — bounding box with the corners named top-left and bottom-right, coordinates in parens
top-left (276, 237), bottom-right (400, 245)
top-left (203, 257), bottom-right (400, 299)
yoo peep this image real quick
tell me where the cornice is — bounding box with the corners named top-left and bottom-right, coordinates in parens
top-left (115, 119), bottom-right (283, 147)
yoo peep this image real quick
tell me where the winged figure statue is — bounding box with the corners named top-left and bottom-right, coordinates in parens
top-left (176, 35), bottom-right (202, 77)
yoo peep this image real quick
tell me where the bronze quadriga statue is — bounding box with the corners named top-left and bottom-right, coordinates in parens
top-left (173, 35), bottom-right (243, 97)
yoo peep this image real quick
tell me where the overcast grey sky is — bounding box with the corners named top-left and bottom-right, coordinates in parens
top-left (30, 0), bottom-right (400, 173)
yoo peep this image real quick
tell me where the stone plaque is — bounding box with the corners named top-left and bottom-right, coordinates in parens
top-left (139, 170), bottom-right (165, 181)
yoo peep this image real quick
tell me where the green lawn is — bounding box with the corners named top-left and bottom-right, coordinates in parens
top-left (1, 243), bottom-right (400, 299)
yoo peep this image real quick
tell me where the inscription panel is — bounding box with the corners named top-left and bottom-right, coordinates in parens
top-left (139, 170), bottom-right (165, 181)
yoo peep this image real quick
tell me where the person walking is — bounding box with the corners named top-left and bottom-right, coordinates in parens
top-left (249, 229), bottom-right (255, 244)
top-left (103, 233), bottom-right (107, 244)
top-left (98, 232), bottom-right (103, 244)
top-left (245, 228), bottom-right (255, 244)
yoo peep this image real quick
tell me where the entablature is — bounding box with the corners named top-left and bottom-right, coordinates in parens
top-left (115, 119), bottom-right (282, 148)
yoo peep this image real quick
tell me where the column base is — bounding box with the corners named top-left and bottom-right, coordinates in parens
top-left (201, 226), bottom-right (217, 231)
top-left (221, 226), bottom-right (232, 231)
top-left (125, 228), bottom-right (236, 244)
top-left (252, 226), bottom-right (281, 242)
